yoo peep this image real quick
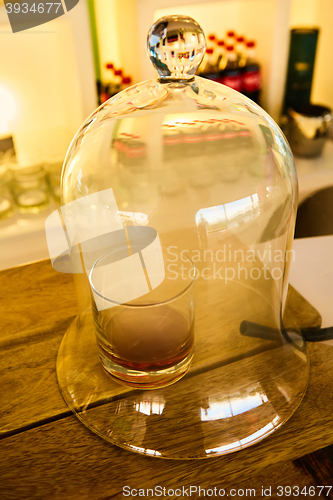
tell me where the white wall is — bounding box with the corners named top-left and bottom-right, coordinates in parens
top-left (94, 0), bottom-right (141, 84)
top-left (0, 0), bottom-right (97, 163)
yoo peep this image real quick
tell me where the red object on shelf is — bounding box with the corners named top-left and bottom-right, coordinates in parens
top-left (217, 40), bottom-right (225, 47)
top-left (236, 36), bottom-right (245, 43)
top-left (242, 40), bottom-right (261, 102)
top-left (206, 48), bottom-right (214, 54)
top-left (208, 34), bottom-right (216, 41)
top-left (243, 71), bottom-right (261, 93)
top-left (220, 45), bottom-right (243, 92)
top-left (114, 69), bottom-right (123, 76)
top-left (227, 31), bottom-right (236, 38)
top-left (122, 76), bottom-right (132, 85)
top-left (106, 63), bottom-right (114, 69)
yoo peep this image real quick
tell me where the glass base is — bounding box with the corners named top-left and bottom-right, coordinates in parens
top-left (99, 347), bottom-right (194, 389)
top-left (57, 309), bottom-right (309, 459)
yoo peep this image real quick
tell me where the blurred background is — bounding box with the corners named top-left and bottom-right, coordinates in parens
top-left (0, 0), bottom-right (332, 270)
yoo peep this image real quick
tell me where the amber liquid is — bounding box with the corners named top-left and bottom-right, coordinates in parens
top-left (96, 306), bottom-right (194, 372)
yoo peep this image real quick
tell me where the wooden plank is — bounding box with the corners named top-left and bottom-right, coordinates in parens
top-left (294, 444), bottom-right (333, 495)
top-left (0, 287), bottom-right (320, 437)
top-left (1, 341), bottom-right (333, 460)
top-left (0, 331), bottom-right (72, 437)
top-left (58, 341), bottom-right (333, 460)
top-left (0, 451), bottom-right (319, 500)
top-left (0, 256), bottom-right (322, 437)
top-left (0, 260), bottom-right (76, 434)
top-left (236, 461), bottom-right (318, 500)
top-left (0, 259), bottom-right (77, 349)
top-left (0, 350), bottom-right (330, 500)
top-left (0, 259), bottom-right (331, 497)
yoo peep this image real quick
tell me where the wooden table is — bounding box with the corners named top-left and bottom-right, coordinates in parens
top-left (1, 259), bottom-right (333, 499)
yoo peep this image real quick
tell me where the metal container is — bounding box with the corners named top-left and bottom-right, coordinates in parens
top-left (287, 103), bottom-right (332, 157)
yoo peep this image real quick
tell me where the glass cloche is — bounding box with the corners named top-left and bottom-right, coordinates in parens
top-left (53, 15), bottom-right (309, 459)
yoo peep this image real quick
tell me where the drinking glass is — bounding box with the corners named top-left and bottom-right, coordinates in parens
top-left (0, 156), bottom-right (15, 221)
top-left (10, 162), bottom-right (49, 213)
top-left (89, 247), bottom-right (196, 389)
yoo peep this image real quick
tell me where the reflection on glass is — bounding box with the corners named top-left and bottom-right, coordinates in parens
top-left (239, 421), bottom-right (274, 446)
top-left (196, 193), bottom-right (260, 234)
top-left (129, 444), bottom-right (161, 457)
top-left (201, 399), bottom-right (232, 421)
top-left (118, 211), bottom-right (148, 225)
top-left (135, 399), bottom-right (165, 416)
top-left (206, 441), bottom-right (241, 454)
top-left (205, 420), bottom-right (280, 455)
top-left (231, 391), bottom-right (266, 416)
top-left (196, 205), bottom-right (227, 233)
top-left (201, 384), bottom-right (269, 422)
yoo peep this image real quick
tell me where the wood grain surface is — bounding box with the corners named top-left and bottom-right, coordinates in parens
top-left (0, 258), bottom-right (332, 499)
top-left (1, 343), bottom-right (333, 499)
top-left (0, 260), bottom-right (319, 438)
top-left (0, 259), bottom-right (77, 348)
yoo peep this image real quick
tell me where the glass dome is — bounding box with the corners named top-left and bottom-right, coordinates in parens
top-left (55, 15), bottom-right (309, 459)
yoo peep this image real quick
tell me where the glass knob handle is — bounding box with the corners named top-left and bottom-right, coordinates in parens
top-left (147, 15), bottom-right (206, 81)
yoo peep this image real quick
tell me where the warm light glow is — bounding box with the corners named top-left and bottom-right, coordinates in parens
top-left (0, 86), bottom-right (16, 136)
top-left (135, 400), bottom-right (165, 416)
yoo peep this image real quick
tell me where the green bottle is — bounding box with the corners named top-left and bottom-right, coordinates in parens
top-left (283, 28), bottom-right (319, 112)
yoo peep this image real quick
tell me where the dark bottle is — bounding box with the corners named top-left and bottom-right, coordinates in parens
top-left (283, 28), bottom-right (319, 112)
top-left (219, 45), bottom-right (243, 93)
top-left (199, 47), bottom-right (220, 82)
top-left (216, 40), bottom-right (226, 69)
top-left (242, 41), bottom-right (262, 104)
top-left (235, 36), bottom-right (246, 66)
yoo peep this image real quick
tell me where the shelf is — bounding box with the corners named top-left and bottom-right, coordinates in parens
top-left (0, 203), bottom-right (56, 271)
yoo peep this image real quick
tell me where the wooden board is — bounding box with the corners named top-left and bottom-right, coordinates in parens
top-left (0, 259), bottom-right (321, 437)
top-left (1, 258), bottom-right (332, 499)
top-left (0, 259), bottom-right (77, 348)
top-left (1, 343), bottom-right (333, 499)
